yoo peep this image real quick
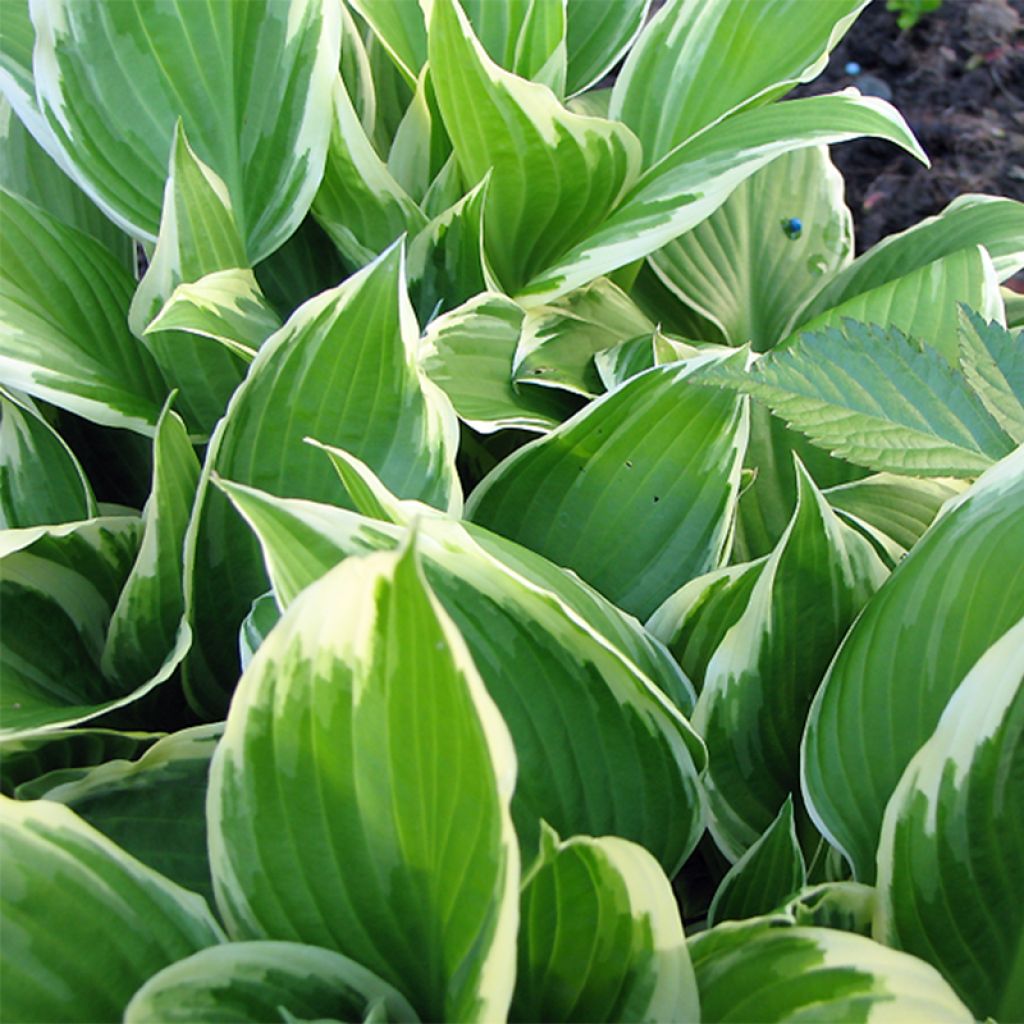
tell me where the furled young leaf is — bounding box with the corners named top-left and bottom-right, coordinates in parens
top-left (796, 194), bottom-right (1024, 325)
top-left (708, 798), bottom-right (806, 927)
top-left (874, 618), bottom-right (1024, 1022)
top-left (468, 353), bottom-right (749, 620)
top-left (313, 79), bottom-right (427, 268)
top-left (520, 91), bottom-right (926, 304)
top-left (689, 921), bottom-right (971, 1022)
top-left (513, 825), bottom-right (699, 1023)
top-left (802, 445), bottom-right (1024, 881)
top-left (594, 332), bottom-right (670, 392)
top-left (0, 190), bottom-right (167, 433)
top-left (387, 68), bottom-right (453, 205)
top-left (648, 147), bottom-right (853, 351)
top-left (37, 724), bottom-right (220, 905)
top-left (957, 307), bottom-right (1024, 443)
top-left (32, 0), bottom-right (340, 260)
top-left (209, 541), bottom-right (520, 1023)
top-left (0, 389), bottom-right (95, 527)
top-left (705, 318), bottom-right (1015, 477)
top-left (428, 0), bottom-right (642, 293)
top-left (101, 402), bottom-right (199, 689)
top-left (779, 881), bottom-right (875, 935)
top-left (418, 293), bottom-right (569, 434)
top-left (0, 516), bottom-right (145, 739)
top-left (185, 241), bottom-right (460, 716)
top-left (610, 0), bottom-right (868, 164)
top-left (692, 461), bottom-right (887, 857)
top-left (349, 0), bottom-right (429, 85)
top-left (0, 797), bottom-right (223, 1024)
top-left (565, 0), bottom-right (650, 97)
top-left (146, 269), bottom-right (282, 363)
top-left (238, 591), bottom-right (279, 672)
top-left (124, 942), bottom-right (419, 1024)
top-left (513, 278), bottom-right (654, 397)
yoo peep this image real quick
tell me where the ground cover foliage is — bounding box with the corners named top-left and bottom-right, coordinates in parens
top-left (0, 0), bottom-right (1022, 1021)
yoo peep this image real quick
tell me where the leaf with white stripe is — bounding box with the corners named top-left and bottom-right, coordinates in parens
top-left (467, 353), bottom-right (749, 620)
top-left (693, 461), bottom-right (887, 857)
top-left (0, 796), bottom-right (223, 1024)
top-left (348, 0), bottom-right (428, 85)
top-left (875, 617), bottom-right (1024, 1022)
top-left (958, 308), bottom-right (1024, 443)
top-left (0, 389), bottom-right (95, 527)
top-left (418, 292), bottom-right (571, 434)
top-left (217, 478), bottom-right (705, 871)
top-left (428, 0), bottom-right (642, 294)
top-left (185, 241), bottom-right (460, 717)
top-left (519, 91), bottom-right (926, 305)
top-left (610, 0), bottom-right (869, 165)
top-left (802, 445), bottom-right (1024, 881)
top-left (32, 0), bottom-right (340, 260)
top-left (209, 541), bottom-right (519, 1023)
top-left (513, 824), bottom-right (699, 1023)
top-left (125, 942), bottom-right (419, 1024)
top-left (0, 189), bottom-right (167, 433)
top-left (565, 0), bottom-right (650, 97)
top-left (689, 921), bottom-right (971, 1022)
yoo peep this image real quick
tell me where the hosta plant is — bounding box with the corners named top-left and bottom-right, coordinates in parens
top-left (1, 0), bottom-right (1022, 1021)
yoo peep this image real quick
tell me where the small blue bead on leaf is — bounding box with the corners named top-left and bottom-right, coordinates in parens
top-left (781, 217), bottom-right (803, 240)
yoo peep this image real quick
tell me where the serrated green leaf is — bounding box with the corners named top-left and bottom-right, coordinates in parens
top-left (0, 189), bottom-right (167, 433)
top-left (467, 354), bottom-right (749, 620)
top-left (512, 825), bottom-right (699, 1023)
top-left (610, 0), bottom-right (869, 165)
top-left (32, 0), bottom-right (340, 260)
top-left (0, 389), bottom-right (95, 527)
top-left (0, 796), bottom-right (223, 1024)
top-left (875, 617), bottom-right (1024, 1021)
top-left (209, 542), bottom-right (519, 1023)
top-left (802, 445), bottom-right (1024, 881)
top-left (705, 318), bottom-right (1015, 477)
top-left (428, 0), bottom-right (642, 293)
top-left (708, 797), bottom-right (806, 927)
top-left (185, 241), bottom-right (460, 716)
top-left (125, 942), bottom-right (419, 1024)
top-left (958, 307), bottom-right (1024, 443)
top-left (689, 921), bottom-right (971, 1022)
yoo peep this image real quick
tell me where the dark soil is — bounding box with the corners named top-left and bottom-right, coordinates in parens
top-left (795, 0), bottom-right (1024, 286)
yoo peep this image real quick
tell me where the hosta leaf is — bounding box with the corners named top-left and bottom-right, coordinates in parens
top-left (1005, 285), bottom-right (1024, 329)
top-left (467, 353), bottom-right (749, 620)
top-left (349, 0), bottom-right (428, 85)
top-left (594, 332), bottom-right (664, 392)
top-left (387, 68), bottom-right (453, 206)
top-left (0, 797), bottom-right (223, 1024)
top-left (0, 98), bottom-right (134, 268)
top-left (418, 292), bottom-right (569, 434)
top-left (0, 389), bottom-right (95, 527)
top-left (519, 91), bottom-right (926, 305)
top-left (185, 242), bottom-right (460, 716)
top-left (782, 243), bottom-right (1004, 365)
top-left (565, 0), bottom-right (650, 97)
top-left (512, 824), bottom-right (699, 1023)
top-left (101, 402), bottom-right (199, 689)
top-left (0, 515), bottom-right (143, 739)
top-left (218, 479), bottom-right (705, 870)
top-left (797, 194), bottom-right (1024, 325)
top-left (648, 146), bottom-right (853, 351)
top-left (708, 798), bottom-right (806, 927)
top-left (238, 591), bottom-right (279, 673)
top-left (146, 269), bottom-right (282, 363)
top-left (779, 881), bottom-right (875, 935)
top-left (124, 942), bottom-right (419, 1024)
top-left (802, 445), bottom-right (1024, 881)
top-left (875, 617), bottom-right (1024, 1022)
top-left (428, 0), bottom-right (642, 293)
top-left (610, 0), bottom-right (868, 165)
top-left (514, 278), bottom-right (654, 397)
top-left (705, 318), bottom-right (1015, 477)
top-left (129, 125), bottom-right (251, 435)
top-left (689, 921), bottom-right (972, 1022)
top-left (958, 308), bottom-right (1024, 443)
top-left (37, 724), bottom-right (220, 905)
top-left (209, 542), bottom-right (519, 1023)
top-left (692, 461), bottom-right (887, 857)
top-left (313, 79), bottom-right (427, 268)
top-left (338, 0), bottom-right (377, 138)
top-left (32, 0), bottom-right (340, 259)
top-left (0, 189), bottom-right (167, 433)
